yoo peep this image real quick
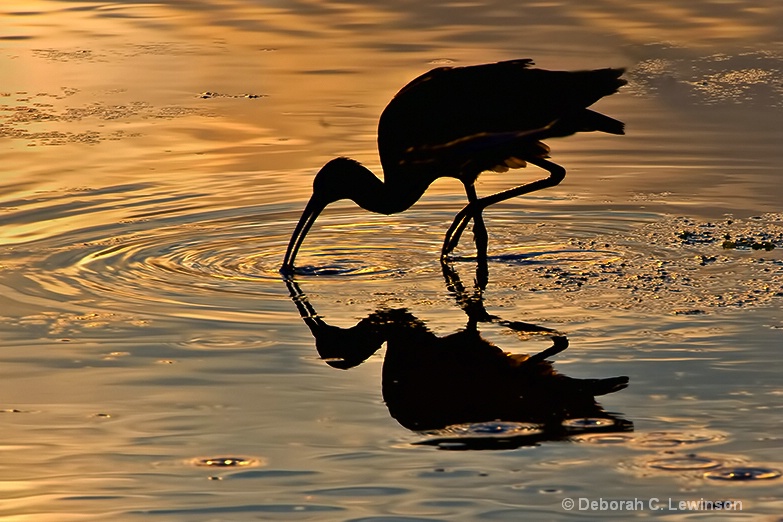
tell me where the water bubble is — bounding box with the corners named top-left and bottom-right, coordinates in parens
top-left (190, 456), bottom-right (263, 468)
top-left (419, 422), bottom-right (545, 450)
top-left (562, 418), bottom-right (616, 429)
top-left (704, 467), bottom-right (781, 481)
top-left (444, 421), bottom-right (543, 437)
top-left (647, 454), bottom-right (722, 471)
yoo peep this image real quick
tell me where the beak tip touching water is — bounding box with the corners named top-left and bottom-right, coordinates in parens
top-left (281, 196), bottom-right (326, 273)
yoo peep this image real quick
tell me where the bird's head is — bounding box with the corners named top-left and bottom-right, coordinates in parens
top-left (311, 157), bottom-right (373, 205)
top-left (281, 157), bottom-right (375, 272)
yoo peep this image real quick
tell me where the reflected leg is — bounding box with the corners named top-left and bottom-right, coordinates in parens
top-left (440, 259), bottom-right (494, 323)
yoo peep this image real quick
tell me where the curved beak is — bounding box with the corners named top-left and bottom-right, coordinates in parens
top-left (281, 196), bottom-right (326, 272)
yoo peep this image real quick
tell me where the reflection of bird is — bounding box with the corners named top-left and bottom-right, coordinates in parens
top-left (282, 59), bottom-right (626, 271)
top-left (380, 314), bottom-right (629, 433)
top-left (284, 271), bottom-right (631, 447)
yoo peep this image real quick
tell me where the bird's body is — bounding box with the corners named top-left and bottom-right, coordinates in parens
top-left (282, 59), bottom-right (626, 271)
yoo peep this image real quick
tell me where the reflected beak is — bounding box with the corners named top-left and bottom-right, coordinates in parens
top-left (281, 196), bottom-right (326, 272)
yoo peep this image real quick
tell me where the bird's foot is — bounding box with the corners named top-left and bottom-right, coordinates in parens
top-left (280, 263), bottom-right (296, 279)
top-left (440, 239), bottom-right (459, 259)
top-left (441, 223), bottom-right (467, 258)
top-left (442, 202), bottom-right (480, 257)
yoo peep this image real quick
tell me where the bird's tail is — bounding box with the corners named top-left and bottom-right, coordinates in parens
top-left (588, 67), bottom-right (626, 96)
top-left (572, 67), bottom-right (627, 109)
top-left (580, 109), bottom-right (625, 135)
top-left (586, 375), bottom-right (630, 396)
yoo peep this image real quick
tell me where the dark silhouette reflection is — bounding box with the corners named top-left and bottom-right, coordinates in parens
top-left (285, 264), bottom-right (631, 449)
top-left (282, 59), bottom-right (626, 272)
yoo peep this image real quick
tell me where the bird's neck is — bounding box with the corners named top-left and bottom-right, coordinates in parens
top-left (349, 167), bottom-right (429, 216)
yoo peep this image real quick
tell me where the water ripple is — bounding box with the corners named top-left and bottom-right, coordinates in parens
top-left (704, 467), bottom-right (781, 481)
top-left (647, 454), bottom-right (723, 471)
top-left (1, 185), bottom-right (442, 326)
top-left (5, 182), bottom-right (782, 328)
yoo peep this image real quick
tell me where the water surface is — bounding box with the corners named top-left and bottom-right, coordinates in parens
top-left (1, 0), bottom-right (782, 519)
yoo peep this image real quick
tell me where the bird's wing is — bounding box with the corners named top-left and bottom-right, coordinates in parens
top-left (379, 60), bottom-right (623, 164)
top-left (399, 125), bottom-right (553, 176)
top-left (393, 58), bottom-right (535, 99)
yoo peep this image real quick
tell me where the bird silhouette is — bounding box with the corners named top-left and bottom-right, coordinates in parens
top-left (284, 264), bottom-right (631, 447)
top-left (282, 59), bottom-right (626, 271)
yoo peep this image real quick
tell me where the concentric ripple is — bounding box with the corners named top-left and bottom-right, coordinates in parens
top-left (5, 182), bottom-right (782, 332)
top-left (70, 216), bottom-right (430, 296)
top-left (2, 185), bottom-right (437, 324)
top-left (647, 454), bottom-right (723, 471)
top-left (26, 216), bottom-right (293, 316)
top-left (416, 421), bottom-right (545, 450)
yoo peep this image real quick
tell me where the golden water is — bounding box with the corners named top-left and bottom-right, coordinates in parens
top-left (1, 1), bottom-right (782, 519)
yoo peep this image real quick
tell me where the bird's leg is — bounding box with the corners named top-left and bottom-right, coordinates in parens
top-left (471, 157), bottom-right (566, 209)
top-left (464, 184), bottom-right (488, 261)
top-left (441, 184), bottom-right (491, 287)
top-left (466, 184), bottom-right (490, 288)
top-left (441, 158), bottom-right (566, 258)
top-left (441, 208), bottom-right (473, 257)
top-left (441, 185), bottom-right (484, 258)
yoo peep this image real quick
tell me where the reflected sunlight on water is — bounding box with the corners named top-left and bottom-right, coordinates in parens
top-left (1, 0), bottom-right (782, 519)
